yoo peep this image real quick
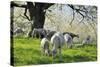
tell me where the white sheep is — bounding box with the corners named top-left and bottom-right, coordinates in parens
top-left (50, 32), bottom-right (65, 60)
top-left (82, 35), bottom-right (92, 46)
top-left (64, 34), bottom-right (73, 48)
top-left (14, 27), bottom-right (24, 37)
top-left (32, 28), bottom-right (47, 39)
top-left (40, 38), bottom-right (50, 56)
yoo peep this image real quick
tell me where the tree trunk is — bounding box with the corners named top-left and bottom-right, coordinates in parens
top-left (10, 2), bottom-right (54, 37)
top-left (32, 6), bottom-right (46, 28)
top-left (28, 3), bottom-right (46, 37)
top-left (28, 7), bottom-right (46, 37)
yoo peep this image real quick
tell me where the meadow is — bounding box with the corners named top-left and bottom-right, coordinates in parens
top-left (11, 37), bottom-right (97, 66)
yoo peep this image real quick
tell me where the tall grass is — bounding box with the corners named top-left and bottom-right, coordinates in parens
top-left (11, 37), bottom-right (97, 66)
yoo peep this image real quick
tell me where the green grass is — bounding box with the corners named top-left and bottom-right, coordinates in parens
top-left (11, 37), bottom-right (97, 66)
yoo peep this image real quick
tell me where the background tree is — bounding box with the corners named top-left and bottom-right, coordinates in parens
top-left (11, 1), bottom-right (54, 37)
top-left (10, 1), bottom-right (97, 39)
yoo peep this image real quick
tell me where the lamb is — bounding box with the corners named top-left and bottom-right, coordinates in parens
top-left (50, 32), bottom-right (65, 59)
top-left (63, 32), bottom-right (79, 39)
top-left (41, 38), bottom-right (50, 56)
top-left (46, 30), bottom-right (56, 40)
top-left (31, 28), bottom-right (47, 39)
top-left (64, 34), bottom-right (73, 48)
top-left (82, 35), bottom-right (92, 46)
top-left (14, 27), bottom-right (24, 37)
top-left (63, 32), bottom-right (79, 48)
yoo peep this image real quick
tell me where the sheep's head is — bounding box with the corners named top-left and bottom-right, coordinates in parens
top-left (76, 34), bottom-right (79, 38)
top-left (44, 49), bottom-right (51, 56)
top-left (51, 49), bottom-right (57, 57)
top-left (45, 49), bottom-right (57, 57)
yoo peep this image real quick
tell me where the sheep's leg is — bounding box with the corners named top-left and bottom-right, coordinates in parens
top-left (67, 43), bottom-right (70, 48)
top-left (33, 31), bottom-right (36, 38)
top-left (33, 33), bottom-right (36, 38)
top-left (51, 45), bottom-right (54, 63)
top-left (66, 43), bottom-right (68, 48)
top-left (39, 32), bottom-right (42, 39)
top-left (39, 33), bottom-right (41, 39)
top-left (67, 42), bottom-right (70, 48)
top-left (51, 48), bottom-right (56, 63)
top-left (70, 45), bottom-right (72, 48)
top-left (68, 42), bottom-right (72, 49)
top-left (52, 54), bottom-right (54, 64)
top-left (47, 50), bottom-right (50, 56)
top-left (59, 47), bottom-right (62, 62)
top-left (70, 43), bottom-right (73, 49)
top-left (67, 44), bottom-right (70, 48)
top-left (45, 49), bottom-right (49, 56)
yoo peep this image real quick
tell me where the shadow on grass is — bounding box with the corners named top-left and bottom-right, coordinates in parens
top-left (62, 53), bottom-right (97, 63)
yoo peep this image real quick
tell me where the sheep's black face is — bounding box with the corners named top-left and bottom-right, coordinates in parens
top-left (51, 49), bottom-right (57, 57)
top-left (76, 34), bottom-right (79, 38)
top-left (45, 34), bottom-right (49, 38)
top-left (44, 49), bottom-right (51, 56)
top-left (46, 49), bottom-right (57, 57)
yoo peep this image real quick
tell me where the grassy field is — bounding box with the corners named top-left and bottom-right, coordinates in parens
top-left (11, 37), bottom-right (97, 66)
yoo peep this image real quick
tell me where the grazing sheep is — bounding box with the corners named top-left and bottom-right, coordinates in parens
top-left (63, 32), bottom-right (79, 48)
top-left (41, 38), bottom-right (50, 56)
top-left (27, 31), bottom-right (32, 38)
top-left (46, 30), bottom-right (56, 40)
top-left (64, 34), bottom-right (73, 48)
top-left (50, 32), bottom-right (65, 60)
top-left (82, 35), bottom-right (92, 46)
top-left (14, 27), bottom-right (24, 37)
top-left (63, 32), bottom-right (79, 39)
top-left (31, 28), bottom-right (47, 39)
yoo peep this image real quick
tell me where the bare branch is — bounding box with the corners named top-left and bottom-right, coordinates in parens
top-left (24, 8), bottom-right (30, 21)
top-left (67, 5), bottom-right (96, 25)
top-left (69, 10), bottom-right (75, 25)
top-left (11, 1), bottom-right (27, 8)
top-left (78, 11), bottom-right (85, 23)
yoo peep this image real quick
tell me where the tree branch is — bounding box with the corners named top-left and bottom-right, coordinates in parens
top-left (68, 5), bottom-right (88, 24)
top-left (69, 10), bottom-right (75, 25)
top-left (24, 8), bottom-right (30, 21)
top-left (78, 11), bottom-right (85, 23)
top-left (11, 1), bottom-right (27, 8)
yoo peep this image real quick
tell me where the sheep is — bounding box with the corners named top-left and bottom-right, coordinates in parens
top-left (31, 28), bottom-right (47, 39)
top-left (46, 30), bottom-right (56, 40)
top-left (27, 31), bottom-right (32, 38)
top-left (14, 27), bottom-right (24, 37)
top-left (41, 37), bottom-right (50, 56)
top-left (63, 32), bottom-right (79, 48)
top-left (63, 32), bottom-right (79, 39)
top-left (82, 35), bottom-right (92, 46)
top-left (50, 32), bottom-right (65, 60)
top-left (64, 34), bottom-right (73, 48)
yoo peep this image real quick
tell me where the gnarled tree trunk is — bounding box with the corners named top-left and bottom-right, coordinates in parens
top-left (27, 2), bottom-right (53, 37)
